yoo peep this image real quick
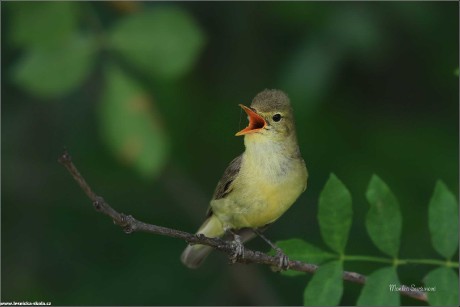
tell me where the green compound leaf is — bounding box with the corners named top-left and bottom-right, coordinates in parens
top-left (110, 7), bottom-right (205, 80)
top-left (424, 267), bottom-right (459, 306)
top-left (303, 260), bottom-right (343, 306)
top-left (100, 64), bottom-right (170, 177)
top-left (357, 266), bottom-right (400, 306)
top-left (275, 239), bottom-right (335, 277)
top-left (428, 181), bottom-right (459, 259)
top-left (12, 35), bottom-right (96, 99)
top-left (318, 173), bottom-right (353, 254)
top-left (8, 1), bottom-right (80, 49)
top-left (365, 175), bottom-right (402, 258)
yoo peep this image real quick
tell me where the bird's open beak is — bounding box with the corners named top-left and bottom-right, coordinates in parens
top-left (235, 104), bottom-right (267, 136)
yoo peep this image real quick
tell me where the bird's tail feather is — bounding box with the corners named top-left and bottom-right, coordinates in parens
top-left (181, 215), bottom-right (224, 269)
top-left (181, 244), bottom-right (213, 269)
top-left (181, 216), bottom-right (266, 268)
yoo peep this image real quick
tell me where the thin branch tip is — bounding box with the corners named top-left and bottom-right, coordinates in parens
top-left (58, 149), bottom-right (72, 165)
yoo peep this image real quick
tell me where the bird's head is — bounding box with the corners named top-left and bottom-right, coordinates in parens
top-left (236, 89), bottom-right (295, 141)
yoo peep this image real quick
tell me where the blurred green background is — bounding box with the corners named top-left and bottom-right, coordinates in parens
top-left (1, 1), bottom-right (458, 305)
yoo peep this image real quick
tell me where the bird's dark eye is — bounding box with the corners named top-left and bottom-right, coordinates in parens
top-left (272, 114), bottom-right (282, 122)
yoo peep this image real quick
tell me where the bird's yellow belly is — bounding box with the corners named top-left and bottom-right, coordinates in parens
top-left (211, 175), bottom-right (304, 229)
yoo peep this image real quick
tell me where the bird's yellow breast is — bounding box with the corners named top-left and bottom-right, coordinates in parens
top-left (211, 138), bottom-right (308, 230)
top-left (236, 174), bottom-right (305, 227)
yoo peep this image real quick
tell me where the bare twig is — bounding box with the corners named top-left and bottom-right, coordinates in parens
top-left (58, 150), bottom-right (428, 303)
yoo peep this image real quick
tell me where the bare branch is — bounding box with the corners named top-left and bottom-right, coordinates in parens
top-left (58, 150), bottom-right (428, 303)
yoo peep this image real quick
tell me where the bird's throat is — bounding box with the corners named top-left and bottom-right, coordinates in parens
top-left (243, 134), bottom-right (301, 181)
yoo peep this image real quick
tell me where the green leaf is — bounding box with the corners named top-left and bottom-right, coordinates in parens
top-left (110, 7), bottom-right (205, 79)
top-left (303, 260), bottom-right (343, 306)
top-left (357, 266), bottom-right (400, 306)
top-left (365, 175), bottom-right (402, 257)
top-left (100, 64), bottom-right (170, 177)
top-left (275, 239), bottom-right (335, 277)
top-left (428, 181), bottom-right (459, 259)
top-left (8, 2), bottom-right (79, 48)
top-left (12, 35), bottom-right (96, 99)
top-left (276, 239), bottom-right (336, 264)
top-left (424, 267), bottom-right (459, 306)
top-left (318, 173), bottom-right (353, 254)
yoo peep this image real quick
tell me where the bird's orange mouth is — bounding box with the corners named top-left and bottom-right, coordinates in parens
top-left (235, 104), bottom-right (266, 136)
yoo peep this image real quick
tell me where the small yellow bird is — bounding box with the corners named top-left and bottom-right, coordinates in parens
top-left (181, 89), bottom-right (308, 268)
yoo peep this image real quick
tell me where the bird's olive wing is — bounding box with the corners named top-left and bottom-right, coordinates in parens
top-left (205, 155), bottom-right (242, 217)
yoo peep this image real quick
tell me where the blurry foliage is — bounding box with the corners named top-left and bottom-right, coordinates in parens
top-left (100, 64), bottom-right (170, 177)
top-left (7, 2), bottom-right (205, 177)
top-left (2, 1), bottom-right (458, 306)
top-left (277, 174), bottom-right (458, 306)
top-left (110, 7), bottom-right (205, 79)
top-left (9, 2), bottom-right (80, 49)
top-left (13, 35), bottom-right (97, 98)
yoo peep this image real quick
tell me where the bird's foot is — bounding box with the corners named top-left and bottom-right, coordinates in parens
top-left (252, 229), bottom-right (290, 271)
top-left (229, 233), bottom-right (245, 263)
top-left (273, 248), bottom-right (290, 271)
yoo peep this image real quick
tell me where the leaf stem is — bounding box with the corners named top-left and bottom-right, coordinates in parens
top-left (401, 258), bottom-right (459, 268)
top-left (342, 255), bottom-right (393, 264)
top-left (343, 255), bottom-right (459, 268)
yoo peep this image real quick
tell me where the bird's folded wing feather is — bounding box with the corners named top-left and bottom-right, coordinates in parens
top-left (205, 154), bottom-right (242, 217)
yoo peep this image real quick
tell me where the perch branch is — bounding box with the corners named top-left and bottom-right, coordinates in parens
top-left (58, 150), bottom-right (428, 303)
